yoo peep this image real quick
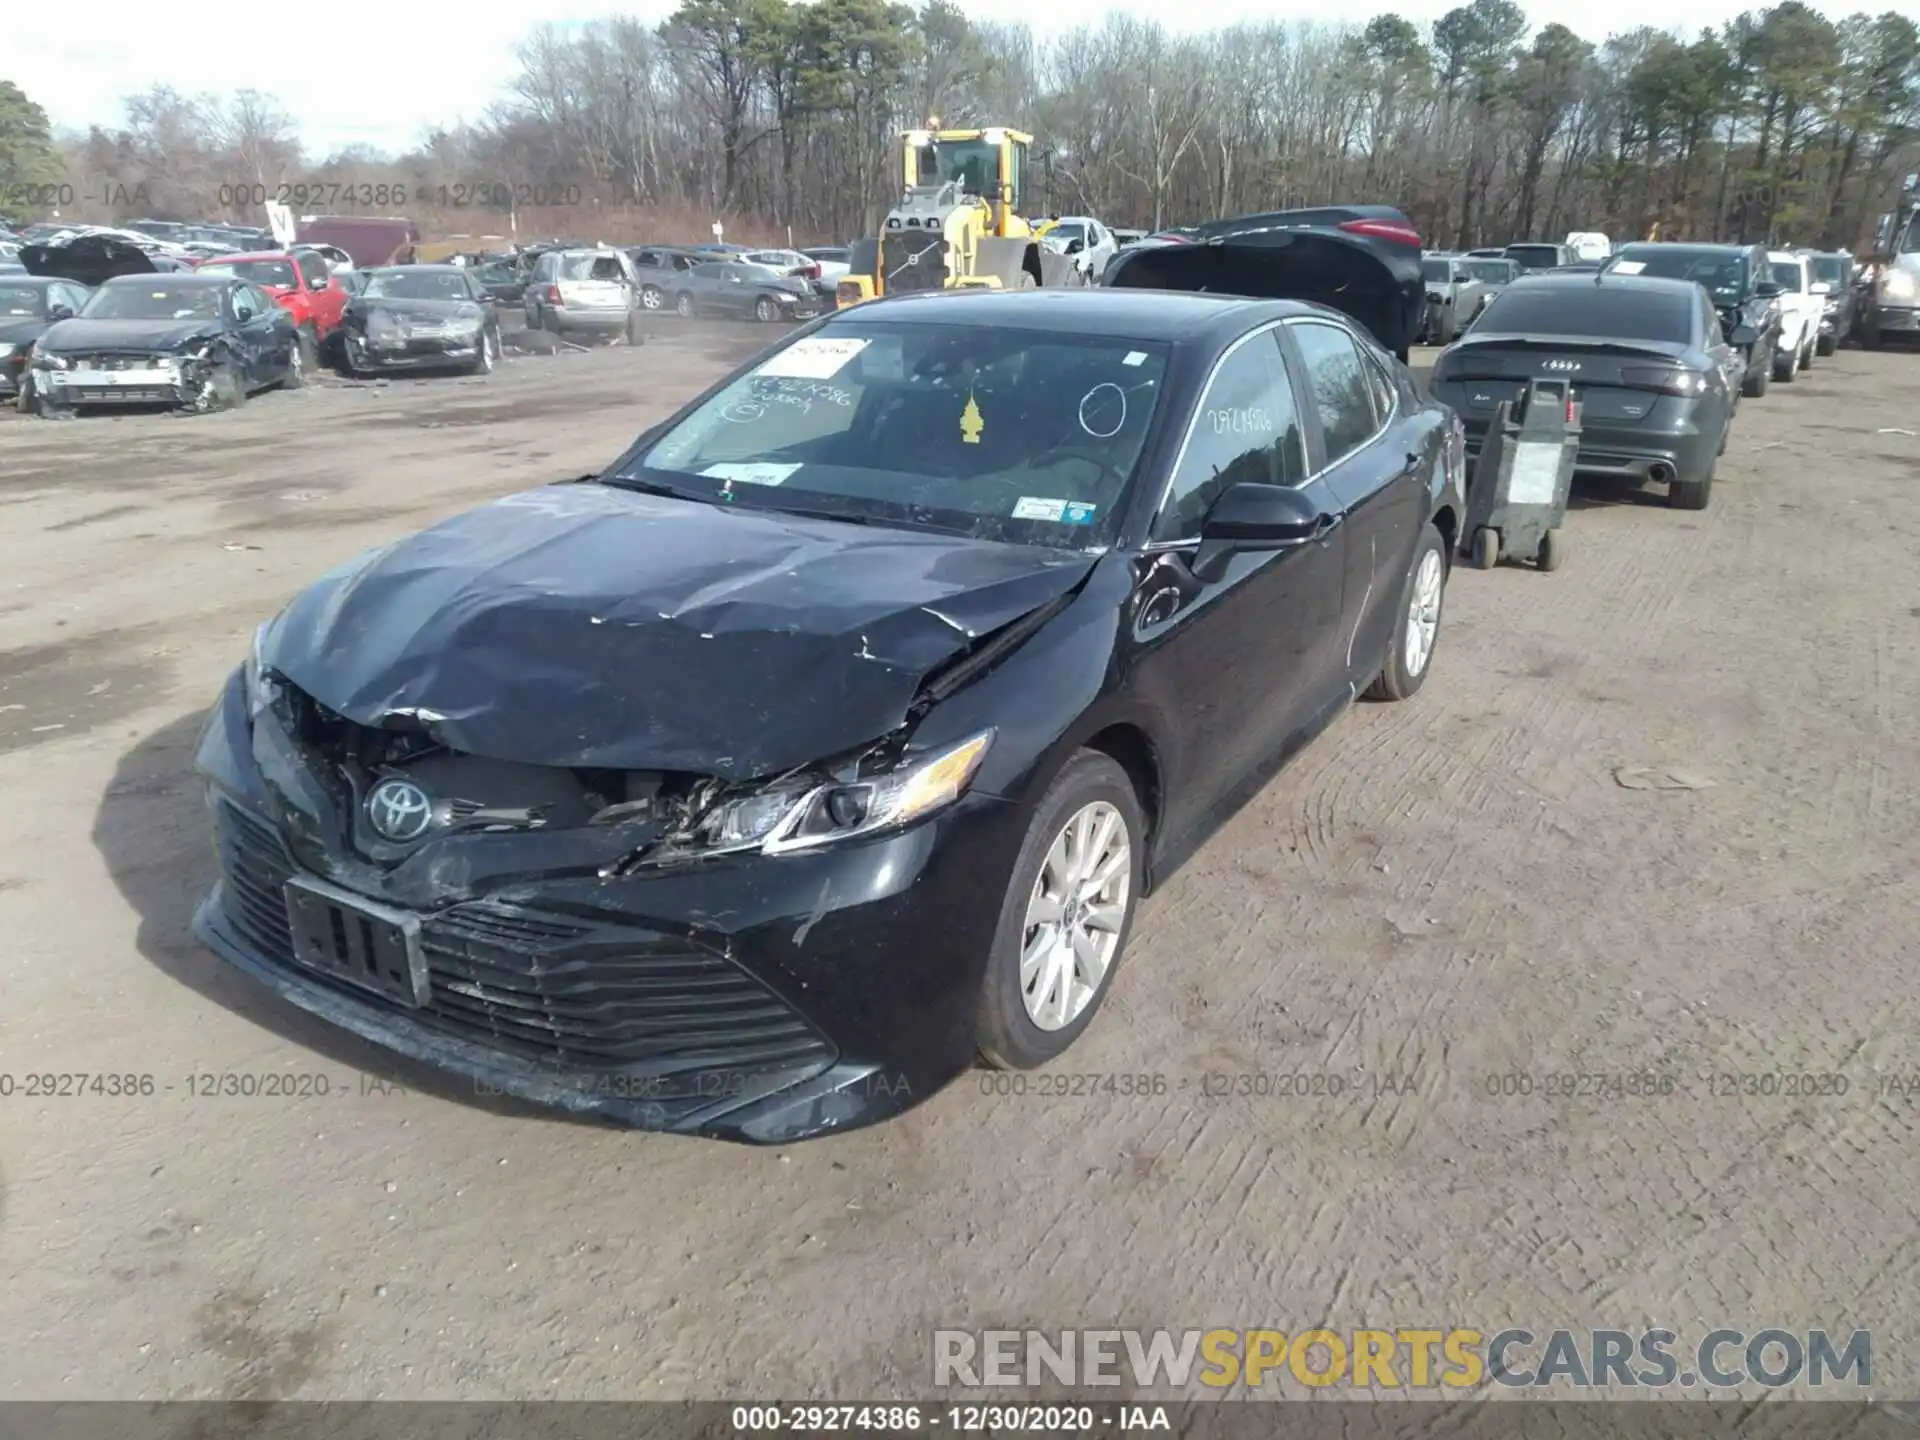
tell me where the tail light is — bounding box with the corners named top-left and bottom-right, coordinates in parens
top-left (1566, 396), bottom-right (1578, 422)
top-left (1340, 218), bottom-right (1422, 247)
top-left (1619, 365), bottom-right (1707, 397)
top-left (801, 262), bottom-right (820, 279)
top-left (545, 284), bottom-right (562, 305)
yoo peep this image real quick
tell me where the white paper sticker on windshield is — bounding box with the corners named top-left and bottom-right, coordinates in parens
top-left (702, 462), bottom-right (800, 486)
top-left (1012, 496), bottom-right (1067, 521)
top-left (1123, 350), bottom-right (1148, 366)
top-left (756, 337), bottom-right (870, 379)
top-left (1610, 260), bottom-right (1646, 274)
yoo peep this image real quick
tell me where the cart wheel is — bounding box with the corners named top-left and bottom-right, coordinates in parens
top-left (1537, 528), bottom-right (1562, 572)
top-left (1471, 527), bottom-right (1499, 570)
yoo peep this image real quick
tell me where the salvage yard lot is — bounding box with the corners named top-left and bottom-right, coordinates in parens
top-left (1, 327), bottom-right (1916, 1398)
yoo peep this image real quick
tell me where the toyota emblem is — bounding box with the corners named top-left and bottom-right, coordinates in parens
top-left (366, 778), bottom-right (434, 843)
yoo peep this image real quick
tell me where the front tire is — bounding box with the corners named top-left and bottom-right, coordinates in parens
top-left (1742, 346), bottom-right (1771, 397)
top-left (467, 327), bottom-right (498, 375)
top-left (1816, 333), bottom-right (1835, 357)
top-left (1365, 523), bottom-right (1448, 700)
top-left (282, 327), bottom-right (314, 389)
top-left (639, 285), bottom-right (664, 311)
top-left (976, 751), bottom-right (1143, 1071)
top-left (754, 296), bottom-right (778, 322)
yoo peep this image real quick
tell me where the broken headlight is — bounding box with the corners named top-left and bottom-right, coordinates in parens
top-left (32, 351), bottom-right (70, 370)
top-left (655, 729), bottom-right (994, 864)
top-left (243, 621), bottom-right (281, 717)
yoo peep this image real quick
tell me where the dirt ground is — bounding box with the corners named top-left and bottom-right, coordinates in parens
top-left (0, 322), bottom-right (1916, 1403)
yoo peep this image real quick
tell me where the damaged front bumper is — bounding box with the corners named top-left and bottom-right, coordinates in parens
top-left (190, 666), bottom-right (1025, 1144)
top-left (344, 330), bottom-right (486, 371)
top-left (33, 356), bottom-right (204, 407)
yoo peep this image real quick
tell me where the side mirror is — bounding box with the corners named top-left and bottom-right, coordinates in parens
top-left (1192, 482), bottom-right (1327, 582)
top-left (309, 276), bottom-right (327, 291)
top-left (1732, 323), bottom-right (1759, 347)
top-left (48, 304), bottom-right (74, 321)
top-left (1810, 281), bottom-right (1831, 296)
top-left (1065, 239), bottom-right (1084, 255)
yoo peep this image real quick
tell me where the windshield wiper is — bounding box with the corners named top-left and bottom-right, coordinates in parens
top-left (597, 472), bottom-right (716, 504)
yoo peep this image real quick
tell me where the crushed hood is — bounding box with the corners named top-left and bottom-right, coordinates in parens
top-left (1104, 231), bottom-right (1419, 355)
top-left (36, 318), bottom-right (221, 354)
top-left (265, 482), bottom-right (1094, 779)
top-left (21, 235), bottom-right (158, 286)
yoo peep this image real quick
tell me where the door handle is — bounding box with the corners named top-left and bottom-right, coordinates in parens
top-left (1314, 511), bottom-right (1344, 536)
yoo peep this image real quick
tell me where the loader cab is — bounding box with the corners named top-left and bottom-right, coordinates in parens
top-left (905, 125), bottom-right (1030, 234)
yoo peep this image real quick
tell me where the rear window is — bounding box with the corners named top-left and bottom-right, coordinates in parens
top-left (1769, 261), bottom-right (1806, 292)
top-left (1506, 245), bottom-right (1562, 270)
top-left (1808, 255), bottom-right (1848, 286)
top-left (1422, 258), bottom-right (1454, 282)
top-left (1477, 283), bottom-right (1694, 342)
top-left (560, 253), bottom-right (628, 281)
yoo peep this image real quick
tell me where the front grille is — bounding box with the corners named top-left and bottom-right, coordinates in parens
top-left (69, 353), bottom-right (175, 371)
top-left (212, 801), bottom-right (833, 1076)
top-left (884, 230), bottom-right (948, 294)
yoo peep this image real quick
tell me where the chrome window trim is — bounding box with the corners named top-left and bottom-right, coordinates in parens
top-left (1284, 316), bottom-right (1394, 468)
top-left (1144, 317), bottom-right (1303, 545)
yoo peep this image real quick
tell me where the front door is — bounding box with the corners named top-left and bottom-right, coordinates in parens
top-left (1125, 326), bottom-right (1349, 843)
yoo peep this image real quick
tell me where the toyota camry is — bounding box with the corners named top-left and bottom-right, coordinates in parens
top-left (192, 287), bottom-right (1464, 1143)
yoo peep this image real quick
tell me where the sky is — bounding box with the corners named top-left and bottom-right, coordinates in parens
top-left (16, 0), bottom-right (1918, 158)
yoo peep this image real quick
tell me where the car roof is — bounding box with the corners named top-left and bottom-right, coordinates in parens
top-left (195, 250), bottom-right (297, 264)
top-left (1616, 241), bottom-right (1749, 256)
top-left (1766, 249), bottom-right (1804, 261)
top-left (102, 271), bottom-right (228, 285)
top-left (825, 287), bottom-right (1325, 343)
top-left (1505, 271), bottom-right (1704, 297)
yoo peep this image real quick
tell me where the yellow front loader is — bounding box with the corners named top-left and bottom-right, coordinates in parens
top-left (835, 122), bottom-right (1083, 308)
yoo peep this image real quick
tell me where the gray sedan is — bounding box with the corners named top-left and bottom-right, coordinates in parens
top-left (669, 261), bottom-right (822, 322)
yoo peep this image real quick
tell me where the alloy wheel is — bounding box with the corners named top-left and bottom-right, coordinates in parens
top-left (1404, 547), bottom-right (1444, 677)
top-left (1019, 801), bottom-right (1130, 1032)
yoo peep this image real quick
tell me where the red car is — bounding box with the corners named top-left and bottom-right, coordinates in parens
top-left (191, 250), bottom-right (346, 363)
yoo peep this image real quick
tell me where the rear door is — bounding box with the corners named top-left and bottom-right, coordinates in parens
top-left (1283, 318), bottom-right (1425, 690)
top-left (558, 252), bottom-right (630, 315)
top-left (1128, 327), bottom-right (1348, 841)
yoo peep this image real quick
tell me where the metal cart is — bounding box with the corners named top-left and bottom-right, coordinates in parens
top-left (1462, 377), bottom-right (1581, 572)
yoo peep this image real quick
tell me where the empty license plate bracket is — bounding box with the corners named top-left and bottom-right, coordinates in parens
top-left (283, 875), bottom-right (430, 1008)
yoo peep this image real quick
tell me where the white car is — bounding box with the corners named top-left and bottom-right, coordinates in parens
top-left (1040, 216), bottom-right (1117, 280)
top-left (1765, 250), bottom-right (1824, 382)
top-left (800, 246), bottom-right (852, 281)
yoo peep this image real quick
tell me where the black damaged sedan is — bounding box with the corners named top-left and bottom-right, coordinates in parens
top-left (194, 287), bottom-right (1465, 1143)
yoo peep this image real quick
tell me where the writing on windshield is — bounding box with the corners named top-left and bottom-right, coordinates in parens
top-left (82, 284), bottom-right (223, 321)
top-left (630, 326), bottom-right (1171, 547)
top-left (362, 270), bottom-right (470, 301)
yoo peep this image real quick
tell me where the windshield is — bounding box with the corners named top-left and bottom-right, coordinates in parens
top-left (1464, 260), bottom-right (1513, 283)
top-left (736, 263), bottom-right (783, 282)
top-left (629, 325), bottom-right (1171, 546)
top-left (360, 269), bottom-right (470, 301)
top-left (915, 138), bottom-right (1001, 197)
top-left (81, 283), bottom-right (223, 321)
top-left (1769, 261), bottom-right (1806, 292)
top-left (0, 284), bottom-right (49, 317)
top-left (1808, 255), bottom-right (1848, 286)
top-left (1476, 284), bottom-right (1693, 342)
top-left (1421, 258), bottom-right (1456, 282)
top-left (1506, 245), bottom-right (1562, 270)
top-left (197, 258), bottom-right (297, 288)
top-left (1611, 248), bottom-right (1747, 304)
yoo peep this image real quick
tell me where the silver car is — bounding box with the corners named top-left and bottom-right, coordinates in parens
top-left (524, 247), bottom-right (642, 338)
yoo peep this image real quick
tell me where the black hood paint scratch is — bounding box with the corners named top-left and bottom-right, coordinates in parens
top-left (265, 483), bottom-right (1096, 780)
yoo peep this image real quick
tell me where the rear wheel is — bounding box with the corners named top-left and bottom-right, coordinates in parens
top-left (1772, 337), bottom-right (1798, 382)
top-left (1816, 333), bottom-right (1835, 357)
top-left (1669, 462), bottom-right (1713, 511)
top-left (1470, 526), bottom-right (1499, 570)
top-left (976, 751), bottom-right (1143, 1070)
top-left (1742, 346), bottom-right (1771, 397)
top-left (1536, 528), bottom-right (1562, 572)
top-left (639, 285), bottom-right (664, 311)
top-left (1365, 524), bottom-right (1449, 700)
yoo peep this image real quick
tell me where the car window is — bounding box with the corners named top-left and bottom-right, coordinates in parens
top-left (1769, 261), bottom-right (1805, 292)
top-left (694, 262), bottom-right (729, 279)
top-left (637, 325), bottom-right (1171, 549)
top-left (1477, 283), bottom-right (1694, 342)
top-left (0, 283), bottom-right (45, 316)
top-left (1290, 322), bottom-right (1382, 467)
top-left (1361, 350), bottom-right (1396, 423)
top-left (1152, 330), bottom-right (1304, 543)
